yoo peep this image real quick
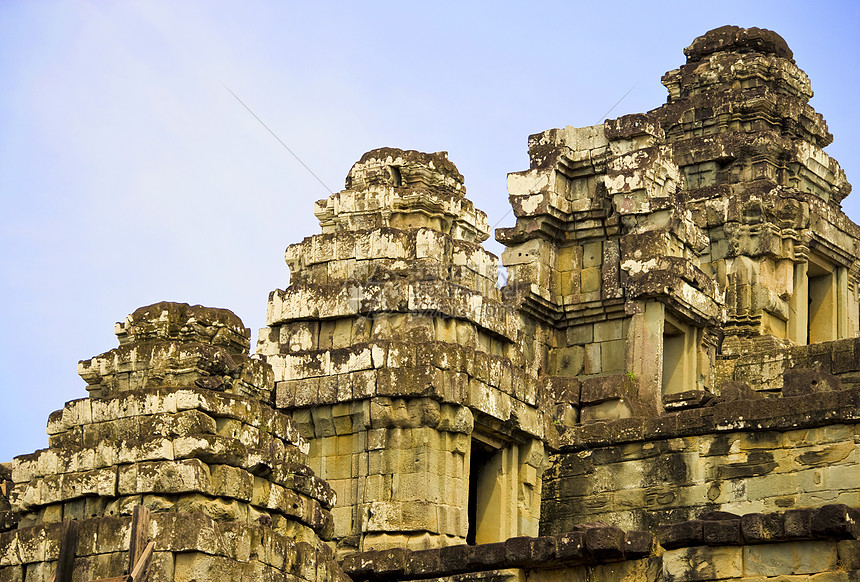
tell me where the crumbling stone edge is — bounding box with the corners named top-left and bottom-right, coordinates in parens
top-left (340, 504), bottom-right (860, 580)
top-left (556, 386), bottom-right (860, 452)
top-left (658, 504), bottom-right (860, 548)
top-left (340, 524), bottom-right (651, 580)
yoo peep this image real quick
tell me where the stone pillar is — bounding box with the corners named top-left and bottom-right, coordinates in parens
top-left (626, 301), bottom-right (664, 410)
top-left (788, 260), bottom-right (809, 344)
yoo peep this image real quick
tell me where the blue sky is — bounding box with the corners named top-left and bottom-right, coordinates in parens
top-left (1, 1), bottom-right (858, 461)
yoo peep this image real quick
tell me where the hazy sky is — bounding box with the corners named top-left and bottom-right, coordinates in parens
top-left (1, 1), bottom-right (858, 462)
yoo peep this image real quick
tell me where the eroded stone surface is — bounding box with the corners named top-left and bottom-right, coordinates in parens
top-left (79, 302), bottom-right (273, 402)
top-left (3, 24), bottom-right (860, 582)
top-left (260, 145), bottom-right (546, 555)
top-left (2, 303), bottom-right (345, 582)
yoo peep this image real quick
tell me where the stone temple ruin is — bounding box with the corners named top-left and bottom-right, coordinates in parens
top-left (2, 25), bottom-right (860, 582)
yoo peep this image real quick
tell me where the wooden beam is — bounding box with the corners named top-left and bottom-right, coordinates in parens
top-left (52, 506), bottom-right (154, 582)
top-left (54, 520), bottom-right (79, 582)
top-left (127, 505), bottom-right (151, 574)
top-left (128, 540), bottom-right (154, 582)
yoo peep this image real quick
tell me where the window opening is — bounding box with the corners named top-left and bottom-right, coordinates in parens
top-left (808, 259), bottom-right (836, 344)
top-left (662, 318), bottom-right (686, 395)
top-left (466, 429), bottom-right (509, 545)
top-left (466, 440), bottom-right (494, 545)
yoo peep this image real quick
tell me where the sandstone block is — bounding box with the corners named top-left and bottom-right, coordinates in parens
top-left (151, 512), bottom-right (222, 555)
top-left (118, 459), bottom-right (211, 496)
top-left (662, 545), bottom-right (742, 581)
top-left (59, 467), bottom-right (117, 502)
top-left (0, 566), bottom-right (23, 581)
top-left (211, 464), bottom-right (254, 501)
top-left (173, 552), bottom-right (250, 582)
top-left (743, 540), bottom-right (839, 576)
top-left (837, 539), bottom-right (860, 570)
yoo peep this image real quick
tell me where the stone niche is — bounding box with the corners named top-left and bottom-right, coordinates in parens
top-left (259, 148), bottom-right (547, 555)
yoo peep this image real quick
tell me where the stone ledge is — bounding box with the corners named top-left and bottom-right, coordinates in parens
top-left (267, 280), bottom-right (519, 340)
top-left (557, 386), bottom-right (860, 451)
top-left (12, 440), bottom-right (333, 512)
top-left (0, 512), bottom-right (347, 581)
top-left (340, 526), bottom-right (653, 580)
top-left (270, 340), bottom-right (530, 400)
top-left (284, 227), bottom-right (496, 276)
top-left (45, 387), bottom-right (304, 450)
top-left (657, 504), bottom-right (860, 550)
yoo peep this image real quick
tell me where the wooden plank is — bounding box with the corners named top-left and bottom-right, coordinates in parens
top-left (54, 520), bottom-right (80, 582)
top-left (127, 505), bottom-right (151, 574)
top-left (128, 540), bottom-right (154, 582)
top-left (85, 576), bottom-right (131, 582)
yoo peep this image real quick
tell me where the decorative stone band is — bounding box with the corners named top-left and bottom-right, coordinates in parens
top-left (266, 281), bottom-right (519, 341)
top-left (656, 506), bottom-right (860, 579)
top-left (78, 340), bottom-right (274, 401)
top-left (43, 388), bottom-right (306, 454)
top-left (283, 227), bottom-right (499, 295)
top-left (271, 340), bottom-right (544, 439)
top-left (272, 341), bottom-right (535, 406)
top-left (555, 386), bottom-right (860, 451)
top-left (661, 101), bottom-right (832, 153)
top-left (340, 525), bottom-right (653, 581)
top-left (338, 506), bottom-right (860, 581)
top-left (658, 504), bottom-right (860, 549)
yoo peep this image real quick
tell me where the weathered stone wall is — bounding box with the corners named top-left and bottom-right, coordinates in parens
top-left (0, 303), bottom-right (346, 582)
top-left (0, 512), bottom-right (345, 582)
top-left (285, 398), bottom-right (474, 549)
top-left (271, 336), bottom-right (546, 552)
top-left (716, 336), bottom-right (860, 396)
top-left (0, 465), bottom-right (16, 536)
top-left (659, 539), bottom-right (858, 582)
top-left (656, 505), bottom-right (860, 581)
top-left (542, 387), bottom-right (860, 535)
top-left (542, 337), bottom-right (860, 537)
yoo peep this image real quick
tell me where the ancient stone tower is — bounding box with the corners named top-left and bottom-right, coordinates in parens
top-left (1, 25), bottom-right (859, 582)
top-left (1, 304), bottom-right (346, 580)
top-left (500, 24), bottom-right (856, 428)
top-left (256, 148), bottom-right (546, 554)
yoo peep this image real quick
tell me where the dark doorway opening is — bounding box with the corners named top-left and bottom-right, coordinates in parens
top-left (466, 440), bottom-right (494, 545)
